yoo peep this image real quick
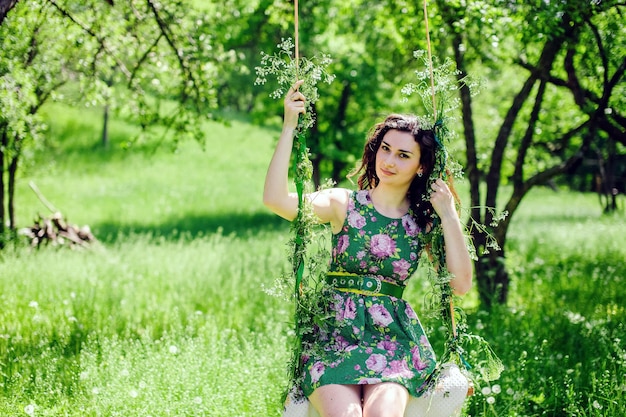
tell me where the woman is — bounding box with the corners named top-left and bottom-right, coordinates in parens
top-left (264, 80), bottom-right (472, 417)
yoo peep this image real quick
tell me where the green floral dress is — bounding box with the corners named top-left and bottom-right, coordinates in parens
top-left (300, 189), bottom-right (437, 397)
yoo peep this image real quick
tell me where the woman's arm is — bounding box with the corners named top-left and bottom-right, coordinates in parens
top-left (262, 81), bottom-right (304, 221)
top-left (430, 178), bottom-right (473, 295)
top-left (263, 81), bottom-right (349, 230)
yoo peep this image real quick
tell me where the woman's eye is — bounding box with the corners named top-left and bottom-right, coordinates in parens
top-left (400, 153), bottom-right (408, 159)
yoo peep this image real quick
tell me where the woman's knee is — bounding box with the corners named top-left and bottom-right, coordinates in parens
top-left (309, 384), bottom-right (363, 417)
top-left (362, 382), bottom-right (409, 417)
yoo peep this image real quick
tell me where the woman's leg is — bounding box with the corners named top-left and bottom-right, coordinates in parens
top-left (309, 384), bottom-right (363, 417)
top-left (362, 382), bottom-right (409, 417)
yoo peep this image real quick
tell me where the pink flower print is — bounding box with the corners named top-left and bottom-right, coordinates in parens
top-left (368, 265), bottom-right (380, 273)
top-left (410, 252), bottom-right (417, 261)
top-left (402, 216), bottom-right (420, 237)
top-left (376, 340), bottom-right (398, 353)
top-left (343, 297), bottom-right (357, 320)
top-left (356, 250), bottom-right (366, 260)
top-left (405, 304), bottom-right (418, 320)
top-left (392, 259), bottom-right (411, 280)
top-left (411, 346), bottom-right (429, 371)
top-left (368, 304), bottom-right (394, 327)
top-left (359, 377), bottom-right (382, 385)
top-left (354, 364), bottom-right (361, 371)
top-left (365, 353), bottom-right (387, 373)
top-left (356, 190), bottom-right (370, 205)
top-left (360, 261), bottom-right (367, 269)
top-left (419, 335), bottom-right (432, 349)
top-left (310, 361), bottom-right (325, 383)
top-left (382, 360), bottom-right (414, 378)
top-left (333, 335), bottom-right (350, 351)
top-left (348, 211), bottom-right (366, 229)
top-left (336, 235), bottom-right (350, 254)
top-left (370, 234), bottom-right (396, 258)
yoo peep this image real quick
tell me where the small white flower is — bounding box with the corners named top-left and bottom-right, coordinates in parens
top-left (169, 345), bottom-right (179, 354)
top-left (129, 389), bottom-right (138, 398)
top-left (506, 388), bottom-right (515, 396)
top-left (92, 387), bottom-right (100, 395)
top-left (24, 404), bottom-right (35, 416)
top-left (120, 369), bottom-right (130, 377)
top-left (28, 301), bottom-right (38, 308)
top-left (592, 400), bottom-right (602, 409)
top-left (193, 396), bottom-right (203, 404)
top-left (486, 396), bottom-right (496, 405)
top-left (481, 386), bottom-right (492, 396)
top-left (492, 384), bottom-right (501, 394)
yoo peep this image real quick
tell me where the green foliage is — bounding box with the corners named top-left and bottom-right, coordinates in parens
top-left (1, 107), bottom-right (625, 415)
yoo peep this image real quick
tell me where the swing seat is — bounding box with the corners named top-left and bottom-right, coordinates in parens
top-left (282, 363), bottom-right (469, 417)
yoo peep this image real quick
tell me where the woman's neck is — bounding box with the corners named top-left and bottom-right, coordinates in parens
top-left (370, 185), bottom-right (410, 217)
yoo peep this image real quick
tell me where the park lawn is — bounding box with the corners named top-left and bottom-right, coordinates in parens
top-left (1, 102), bottom-right (624, 416)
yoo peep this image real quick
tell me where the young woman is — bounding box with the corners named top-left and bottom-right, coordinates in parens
top-left (264, 80), bottom-right (472, 417)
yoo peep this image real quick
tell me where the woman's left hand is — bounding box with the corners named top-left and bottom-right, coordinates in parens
top-left (430, 178), bottom-right (457, 220)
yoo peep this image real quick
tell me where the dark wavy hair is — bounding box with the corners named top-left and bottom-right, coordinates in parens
top-left (347, 114), bottom-right (438, 228)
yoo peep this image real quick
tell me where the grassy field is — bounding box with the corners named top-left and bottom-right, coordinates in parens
top-left (1, 103), bottom-right (625, 416)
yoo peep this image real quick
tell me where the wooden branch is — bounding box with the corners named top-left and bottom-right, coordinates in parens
top-left (29, 181), bottom-right (58, 213)
top-left (146, 0), bottom-right (200, 107)
top-left (128, 32), bottom-right (163, 88)
top-left (48, 0), bottom-right (132, 79)
top-left (512, 80), bottom-right (547, 187)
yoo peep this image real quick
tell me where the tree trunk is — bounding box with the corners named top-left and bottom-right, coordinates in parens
top-left (102, 102), bottom-right (110, 147)
top-left (0, 126), bottom-right (6, 247)
top-left (603, 136), bottom-right (617, 213)
top-left (0, 0), bottom-right (19, 26)
top-left (8, 150), bottom-right (18, 229)
top-left (475, 250), bottom-right (509, 308)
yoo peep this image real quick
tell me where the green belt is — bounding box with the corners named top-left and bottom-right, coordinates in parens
top-left (326, 272), bottom-right (405, 298)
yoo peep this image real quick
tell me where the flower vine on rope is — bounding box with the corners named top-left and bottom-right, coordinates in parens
top-left (255, 37), bottom-right (335, 133)
top-left (403, 50), bottom-right (504, 387)
top-left (256, 38), bottom-right (336, 402)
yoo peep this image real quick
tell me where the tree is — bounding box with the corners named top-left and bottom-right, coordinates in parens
top-left (0, 0), bottom-right (226, 247)
top-left (434, 0), bottom-right (626, 306)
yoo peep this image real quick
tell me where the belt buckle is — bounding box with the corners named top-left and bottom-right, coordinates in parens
top-left (363, 276), bottom-right (382, 295)
top-left (373, 277), bottom-right (382, 294)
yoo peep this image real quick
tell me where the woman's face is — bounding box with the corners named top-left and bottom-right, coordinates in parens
top-left (375, 130), bottom-right (422, 188)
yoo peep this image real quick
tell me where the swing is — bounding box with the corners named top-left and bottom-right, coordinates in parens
top-left (278, 1), bottom-right (492, 416)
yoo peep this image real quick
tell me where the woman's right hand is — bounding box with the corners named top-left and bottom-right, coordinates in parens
top-left (283, 80), bottom-right (306, 130)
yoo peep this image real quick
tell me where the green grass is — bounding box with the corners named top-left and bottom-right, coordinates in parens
top-left (2, 102), bottom-right (625, 416)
